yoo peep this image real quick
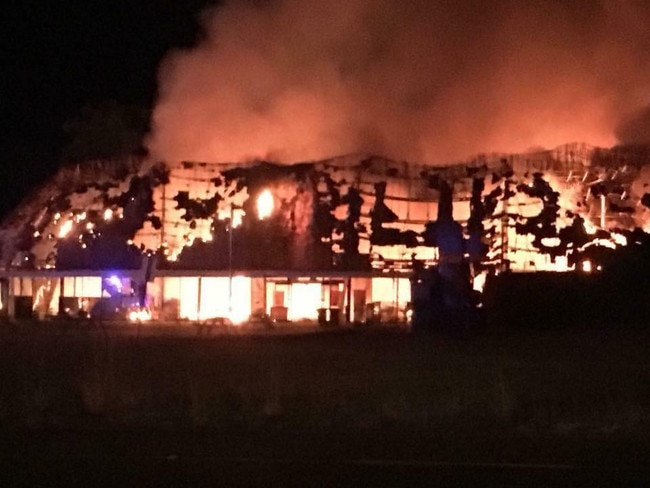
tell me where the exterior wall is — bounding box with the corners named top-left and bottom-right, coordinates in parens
top-left (152, 276), bottom-right (251, 322)
top-left (5, 275), bottom-right (104, 319)
top-left (32, 278), bottom-right (61, 318)
top-left (3, 147), bottom-right (650, 290)
top-left (264, 278), bottom-right (347, 323)
top-left (7, 146), bottom-right (647, 322)
top-left (0, 271), bottom-right (415, 325)
top-left (144, 275), bottom-right (342, 324)
top-left (251, 277), bottom-right (266, 316)
top-left (350, 277), bottom-right (370, 323)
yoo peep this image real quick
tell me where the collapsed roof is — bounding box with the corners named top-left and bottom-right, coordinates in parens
top-left (2, 143), bottom-right (650, 274)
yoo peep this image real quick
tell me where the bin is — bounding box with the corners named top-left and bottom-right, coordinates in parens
top-left (317, 308), bottom-right (328, 326)
top-left (328, 307), bottom-right (340, 326)
top-left (270, 306), bottom-right (288, 322)
top-left (14, 296), bottom-right (34, 319)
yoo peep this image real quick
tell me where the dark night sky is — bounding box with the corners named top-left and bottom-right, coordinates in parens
top-left (1, 0), bottom-right (214, 216)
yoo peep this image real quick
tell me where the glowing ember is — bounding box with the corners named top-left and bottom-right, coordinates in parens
top-left (103, 208), bottom-right (114, 221)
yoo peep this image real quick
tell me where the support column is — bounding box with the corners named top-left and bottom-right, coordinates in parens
top-left (58, 276), bottom-right (65, 315)
top-left (345, 277), bottom-right (352, 324)
top-left (197, 276), bottom-right (202, 321)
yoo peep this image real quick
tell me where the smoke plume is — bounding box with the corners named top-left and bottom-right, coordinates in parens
top-left (147, 0), bottom-right (650, 164)
top-left (616, 105), bottom-right (650, 145)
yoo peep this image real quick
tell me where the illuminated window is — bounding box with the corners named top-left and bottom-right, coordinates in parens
top-left (288, 283), bottom-right (321, 321)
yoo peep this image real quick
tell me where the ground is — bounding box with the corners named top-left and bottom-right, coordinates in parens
top-left (0, 321), bottom-right (648, 485)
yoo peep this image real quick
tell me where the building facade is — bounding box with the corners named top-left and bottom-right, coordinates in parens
top-left (1, 144), bottom-right (649, 324)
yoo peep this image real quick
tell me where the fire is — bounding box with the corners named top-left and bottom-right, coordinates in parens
top-left (472, 271), bottom-right (487, 293)
top-left (611, 232), bottom-right (628, 247)
top-left (232, 210), bottom-right (243, 228)
top-left (257, 190), bottom-right (274, 220)
top-left (58, 220), bottom-right (73, 238)
top-left (172, 276), bottom-right (252, 323)
top-left (582, 238), bottom-right (617, 251)
top-left (286, 282), bottom-right (321, 321)
top-left (215, 207), bottom-right (245, 228)
top-left (228, 306), bottom-right (249, 325)
top-left (129, 307), bottom-right (152, 322)
top-left (583, 220), bottom-right (599, 235)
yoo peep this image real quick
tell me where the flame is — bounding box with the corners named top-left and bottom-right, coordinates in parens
top-left (175, 276), bottom-right (252, 323)
top-left (611, 232), bottom-right (628, 247)
top-left (472, 271), bottom-right (488, 293)
top-left (228, 307), bottom-right (249, 325)
top-left (257, 190), bottom-right (274, 220)
top-left (232, 210), bottom-right (243, 228)
top-left (582, 238), bottom-right (617, 251)
top-left (286, 282), bottom-right (321, 321)
top-left (553, 256), bottom-right (572, 272)
top-left (201, 228), bottom-right (213, 242)
top-left (540, 237), bottom-right (561, 247)
top-left (583, 219), bottom-right (598, 235)
top-left (58, 220), bottom-right (73, 238)
top-left (129, 308), bottom-right (152, 322)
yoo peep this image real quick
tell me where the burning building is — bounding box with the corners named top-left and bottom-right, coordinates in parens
top-left (1, 142), bottom-right (650, 326)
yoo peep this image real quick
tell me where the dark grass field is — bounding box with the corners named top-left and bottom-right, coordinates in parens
top-left (1, 321), bottom-right (649, 485)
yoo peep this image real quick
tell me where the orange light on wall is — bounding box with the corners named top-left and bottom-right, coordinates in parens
top-left (257, 189), bottom-right (273, 219)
